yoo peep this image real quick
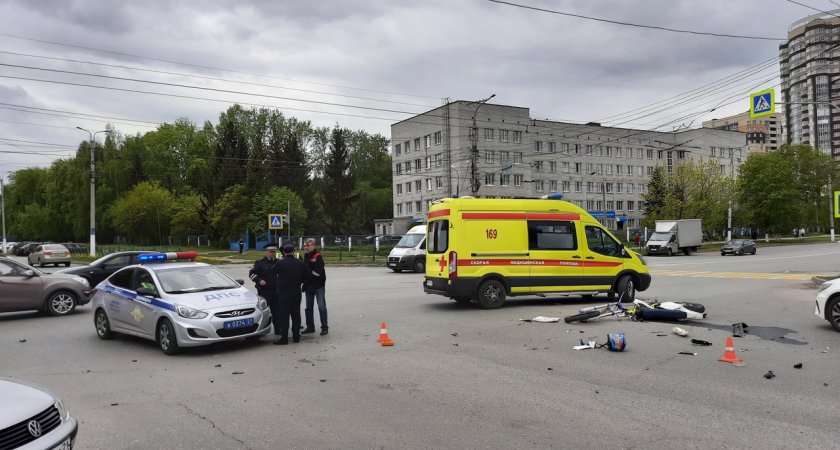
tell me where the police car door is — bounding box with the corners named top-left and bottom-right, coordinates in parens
top-left (527, 219), bottom-right (584, 293)
top-left (127, 268), bottom-right (160, 337)
top-left (581, 225), bottom-right (625, 291)
top-left (104, 268), bottom-right (136, 331)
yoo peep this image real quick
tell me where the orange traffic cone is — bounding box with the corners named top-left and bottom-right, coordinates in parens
top-left (378, 322), bottom-right (394, 346)
top-left (718, 336), bottom-right (742, 363)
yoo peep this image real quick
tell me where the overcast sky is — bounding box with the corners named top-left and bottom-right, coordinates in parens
top-left (0, 0), bottom-right (818, 181)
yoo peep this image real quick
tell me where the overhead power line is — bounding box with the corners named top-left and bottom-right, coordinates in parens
top-left (0, 32), bottom-right (439, 100)
top-left (486, 0), bottom-right (785, 40)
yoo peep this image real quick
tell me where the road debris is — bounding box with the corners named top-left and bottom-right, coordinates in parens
top-left (678, 351), bottom-right (697, 356)
top-left (763, 371), bottom-right (775, 379)
top-left (672, 327), bottom-right (688, 337)
top-left (794, 363), bottom-right (803, 369)
top-left (732, 322), bottom-right (748, 337)
top-left (520, 316), bottom-right (561, 323)
top-left (214, 364), bottom-right (222, 367)
top-left (18, 339), bottom-right (26, 343)
top-left (691, 339), bottom-right (712, 346)
top-left (232, 371), bottom-right (245, 375)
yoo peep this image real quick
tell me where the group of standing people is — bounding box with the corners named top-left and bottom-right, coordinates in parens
top-left (248, 239), bottom-right (328, 345)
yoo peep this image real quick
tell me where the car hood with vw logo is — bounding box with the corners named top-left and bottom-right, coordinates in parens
top-left (0, 378), bottom-right (56, 426)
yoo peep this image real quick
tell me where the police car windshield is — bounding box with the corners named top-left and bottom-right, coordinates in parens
top-left (154, 266), bottom-right (239, 294)
top-left (395, 234), bottom-right (424, 248)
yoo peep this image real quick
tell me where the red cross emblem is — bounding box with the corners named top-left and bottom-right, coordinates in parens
top-left (439, 257), bottom-right (447, 273)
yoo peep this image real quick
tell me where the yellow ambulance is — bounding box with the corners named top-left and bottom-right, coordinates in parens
top-left (423, 194), bottom-right (651, 309)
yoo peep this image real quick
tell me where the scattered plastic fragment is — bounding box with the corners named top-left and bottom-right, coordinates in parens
top-left (214, 364), bottom-right (222, 367)
top-left (794, 363), bottom-right (803, 369)
top-left (677, 351), bottom-right (697, 356)
top-left (320, 379), bottom-right (327, 382)
top-left (110, 403), bottom-right (119, 406)
top-left (131, 360), bottom-right (137, 362)
top-left (232, 371), bottom-right (244, 375)
top-left (656, 334), bottom-right (668, 337)
top-left (691, 339), bottom-right (712, 346)
top-left (451, 333), bottom-right (458, 337)
top-left (672, 327), bottom-right (688, 337)
top-left (547, 368), bottom-right (553, 371)
top-left (18, 339), bottom-right (26, 343)
top-left (520, 316), bottom-right (561, 323)
top-left (763, 371), bottom-right (775, 379)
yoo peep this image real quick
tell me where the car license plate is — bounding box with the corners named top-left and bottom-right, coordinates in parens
top-left (388, 263), bottom-right (396, 267)
top-left (52, 437), bottom-right (72, 450)
top-left (223, 318), bottom-right (254, 329)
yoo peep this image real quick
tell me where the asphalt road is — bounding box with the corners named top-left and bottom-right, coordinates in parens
top-left (2, 243), bottom-right (840, 449)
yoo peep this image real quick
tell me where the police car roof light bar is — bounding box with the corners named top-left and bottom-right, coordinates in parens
top-left (137, 251), bottom-right (199, 263)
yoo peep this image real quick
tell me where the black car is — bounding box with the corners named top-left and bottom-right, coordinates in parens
top-left (54, 251), bottom-right (155, 286)
top-left (20, 242), bottom-right (42, 256)
top-left (720, 239), bottom-right (757, 256)
top-left (12, 241), bottom-right (33, 256)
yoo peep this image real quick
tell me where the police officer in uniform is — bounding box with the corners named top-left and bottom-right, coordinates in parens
top-left (249, 243), bottom-right (281, 340)
top-left (274, 243), bottom-right (309, 345)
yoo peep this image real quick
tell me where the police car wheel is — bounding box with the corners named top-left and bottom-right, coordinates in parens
top-left (94, 309), bottom-right (116, 340)
top-left (413, 259), bottom-right (426, 273)
top-left (476, 280), bottom-right (506, 309)
top-left (45, 291), bottom-right (76, 316)
top-left (157, 318), bottom-right (181, 355)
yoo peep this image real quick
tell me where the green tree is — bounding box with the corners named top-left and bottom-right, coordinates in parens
top-left (248, 186), bottom-right (307, 237)
top-left (208, 184), bottom-right (250, 242)
top-left (108, 182), bottom-right (175, 244)
top-left (170, 194), bottom-right (206, 237)
top-left (642, 166), bottom-right (667, 227)
top-left (323, 126), bottom-right (355, 234)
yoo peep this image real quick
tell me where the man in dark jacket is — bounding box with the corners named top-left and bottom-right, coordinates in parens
top-left (249, 243), bottom-right (281, 340)
top-left (301, 238), bottom-right (328, 336)
top-left (274, 243), bottom-right (308, 344)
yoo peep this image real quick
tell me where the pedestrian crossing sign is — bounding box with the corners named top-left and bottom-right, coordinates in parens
top-left (268, 214), bottom-right (284, 230)
top-left (749, 89), bottom-right (774, 118)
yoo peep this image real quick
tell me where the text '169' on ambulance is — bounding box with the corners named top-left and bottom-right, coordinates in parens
top-left (422, 194), bottom-right (651, 309)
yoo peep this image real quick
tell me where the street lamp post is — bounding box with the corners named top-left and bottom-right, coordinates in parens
top-left (76, 127), bottom-right (108, 257)
top-left (450, 165), bottom-right (462, 197)
top-left (590, 171), bottom-right (607, 226)
top-left (468, 94), bottom-right (496, 197)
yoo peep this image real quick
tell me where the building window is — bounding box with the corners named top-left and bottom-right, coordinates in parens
top-left (585, 163), bottom-right (593, 174)
top-left (436, 176), bottom-right (443, 189)
top-left (535, 141), bottom-right (543, 152)
top-left (396, 184), bottom-right (403, 195)
top-left (711, 147), bottom-right (716, 157)
top-left (586, 181), bottom-right (594, 192)
top-left (636, 148), bottom-right (643, 159)
top-left (605, 146), bottom-right (612, 157)
top-left (414, 138), bottom-right (421, 150)
top-left (406, 202), bottom-right (412, 214)
top-left (615, 147), bottom-right (622, 158)
top-left (395, 143), bottom-right (401, 156)
top-left (550, 161), bottom-right (557, 173)
top-left (424, 135), bottom-right (431, 148)
top-left (550, 180), bottom-right (558, 191)
top-left (595, 163), bottom-right (603, 174)
top-left (616, 200), bottom-right (624, 211)
top-left (397, 203), bottom-right (403, 215)
top-left (616, 182), bottom-right (623, 193)
top-left (534, 161), bottom-right (543, 172)
top-left (562, 180), bottom-right (570, 192)
top-left (415, 180), bottom-right (422, 191)
top-left (499, 151), bottom-right (510, 164)
top-left (586, 145), bottom-right (593, 155)
top-left (405, 161), bottom-right (412, 172)
top-left (485, 173), bottom-right (496, 186)
top-left (513, 131), bottom-right (522, 143)
top-left (484, 150), bottom-right (495, 164)
top-left (514, 174), bottom-right (524, 186)
top-left (514, 152), bottom-right (523, 163)
top-left (426, 178), bottom-right (432, 190)
top-left (646, 166), bottom-right (653, 175)
top-left (434, 153), bottom-right (442, 168)
top-left (626, 183), bottom-right (633, 194)
top-left (548, 141), bottom-right (556, 153)
top-left (647, 149), bottom-right (654, 159)
top-left (404, 141), bottom-right (411, 154)
top-left (500, 174), bottom-right (510, 186)
top-left (628, 201), bottom-right (635, 211)
top-left (396, 163), bottom-right (402, 175)
top-left (434, 131), bottom-right (442, 145)
top-left (574, 144), bottom-right (581, 155)
top-left (606, 201), bottom-right (614, 210)
top-left (484, 128), bottom-right (494, 141)
top-left (637, 166), bottom-right (643, 176)
top-left (405, 182), bottom-right (412, 193)
top-left (415, 201), bottom-right (422, 213)
top-left (535, 180), bottom-right (544, 191)
top-left (499, 130), bottom-right (509, 142)
top-left (561, 143), bottom-right (570, 154)
top-left (562, 162), bottom-right (569, 173)
top-left (425, 156), bottom-right (432, 170)
top-left (415, 159), bottom-right (422, 172)
top-left (595, 147), bottom-right (603, 157)
top-left (575, 181), bottom-right (582, 192)
top-left (575, 162), bottom-right (582, 173)
top-left (587, 200), bottom-right (595, 210)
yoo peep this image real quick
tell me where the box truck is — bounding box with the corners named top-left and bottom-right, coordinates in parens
top-left (646, 219), bottom-right (702, 256)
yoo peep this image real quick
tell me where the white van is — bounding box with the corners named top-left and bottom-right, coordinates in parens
top-left (386, 225), bottom-right (427, 273)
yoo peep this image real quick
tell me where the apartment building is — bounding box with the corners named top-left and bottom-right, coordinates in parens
top-left (703, 111), bottom-right (782, 154)
top-left (388, 101), bottom-right (745, 232)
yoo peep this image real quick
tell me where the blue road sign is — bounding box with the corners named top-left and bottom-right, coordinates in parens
top-left (587, 210), bottom-right (616, 219)
top-left (268, 214), bottom-right (284, 230)
top-left (749, 89), bottom-right (774, 118)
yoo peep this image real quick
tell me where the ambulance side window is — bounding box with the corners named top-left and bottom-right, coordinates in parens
top-left (584, 226), bottom-right (623, 257)
top-left (528, 221), bottom-right (577, 250)
top-left (428, 220), bottom-right (449, 254)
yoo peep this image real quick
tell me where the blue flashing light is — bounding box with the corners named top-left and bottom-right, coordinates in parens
top-left (540, 193), bottom-right (564, 200)
top-left (137, 253), bottom-right (167, 263)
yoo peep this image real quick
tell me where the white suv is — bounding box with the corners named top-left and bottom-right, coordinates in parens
top-left (815, 278), bottom-right (840, 331)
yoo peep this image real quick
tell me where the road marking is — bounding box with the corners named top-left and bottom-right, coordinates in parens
top-left (647, 248), bottom-right (840, 268)
top-left (650, 269), bottom-right (818, 281)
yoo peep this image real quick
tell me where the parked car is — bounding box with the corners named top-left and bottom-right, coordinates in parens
top-left (720, 239), bottom-right (757, 256)
top-left (55, 251), bottom-right (156, 287)
top-left (61, 242), bottom-right (85, 254)
top-left (21, 242), bottom-right (43, 256)
top-left (0, 377), bottom-right (78, 449)
top-left (12, 241), bottom-right (33, 256)
top-left (28, 244), bottom-right (72, 267)
top-left (0, 256), bottom-right (91, 316)
top-left (1, 241), bottom-right (15, 254)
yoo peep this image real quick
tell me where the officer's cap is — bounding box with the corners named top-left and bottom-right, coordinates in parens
top-left (263, 243), bottom-right (279, 250)
top-left (281, 243), bottom-right (295, 254)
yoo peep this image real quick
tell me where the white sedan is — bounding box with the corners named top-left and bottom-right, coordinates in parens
top-left (91, 253), bottom-right (272, 354)
top-left (815, 278), bottom-right (840, 331)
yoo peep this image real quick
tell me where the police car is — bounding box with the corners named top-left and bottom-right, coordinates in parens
top-left (91, 252), bottom-right (272, 354)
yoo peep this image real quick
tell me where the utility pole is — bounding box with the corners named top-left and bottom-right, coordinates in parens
top-left (589, 171), bottom-right (607, 226)
top-left (727, 148), bottom-right (734, 242)
top-left (1, 177), bottom-right (6, 252)
top-left (468, 94), bottom-right (495, 196)
top-left (76, 127), bottom-right (108, 256)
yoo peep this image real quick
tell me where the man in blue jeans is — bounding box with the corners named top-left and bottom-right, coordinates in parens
top-left (301, 238), bottom-right (328, 336)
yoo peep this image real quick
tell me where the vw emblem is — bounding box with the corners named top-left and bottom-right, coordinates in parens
top-left (27, 420), bottom-right (42, 437)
